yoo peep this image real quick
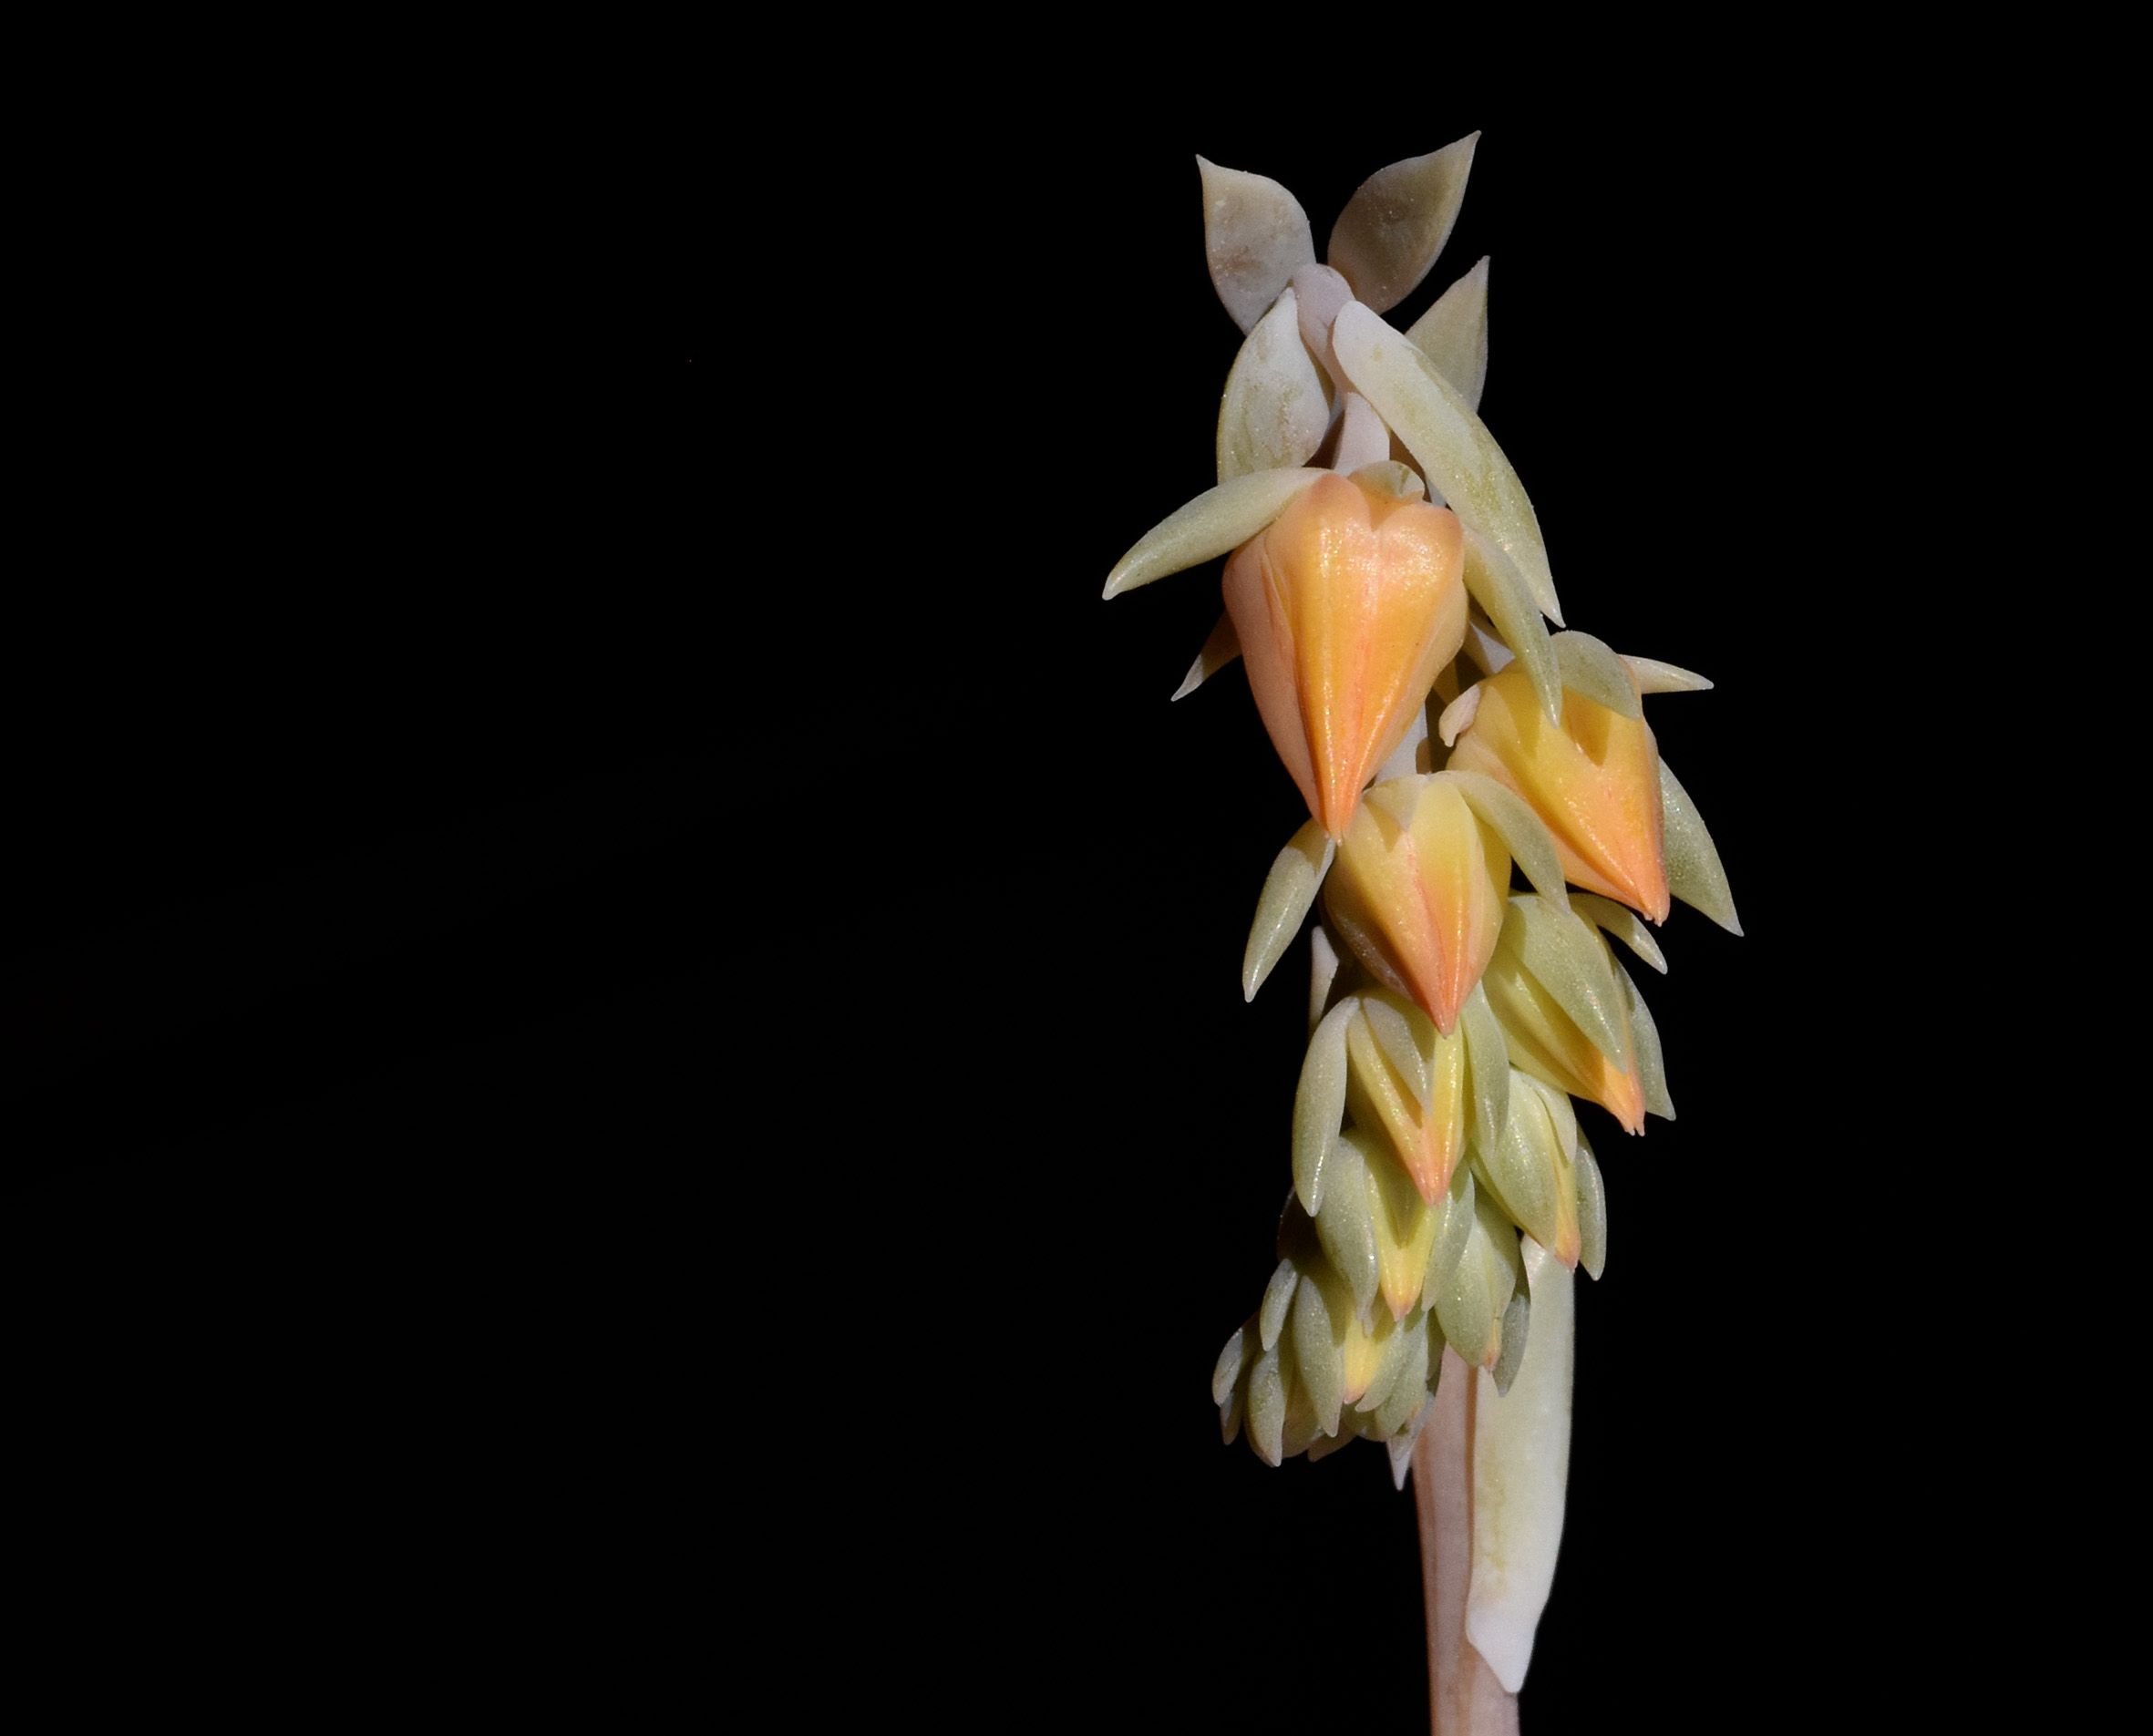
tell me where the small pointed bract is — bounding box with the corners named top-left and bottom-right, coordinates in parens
top-left (1221, 471), bottom-right (1467, 837)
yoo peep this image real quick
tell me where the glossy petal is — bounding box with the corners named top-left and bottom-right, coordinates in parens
top-left (1447, 664), bottom-right (1672, 922)
top-left (1222, 472), bottom-right (1467, 836)
top-left (1324, 776), bottom-right (1509, 1035)
top-left (1198, 157), bottom-right (1315, 334)
top-left (1326, 136), bottom-right (1479, 314)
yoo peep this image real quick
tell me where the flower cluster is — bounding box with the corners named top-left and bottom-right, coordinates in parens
top-left (1102, 141), bottom-right (1739, 1700)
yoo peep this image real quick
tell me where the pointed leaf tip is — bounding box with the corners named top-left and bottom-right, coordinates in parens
top-left (1244, 821), bottom-right (1335, 1002)
top-left (1103, 468), bottom-right (1327, 599)
top-left (1199, 158), bottom-right (1316, 335)
top-left (1327, 136), bottom-right (1479, 315)
top-left (1405, 255), bottom-right (1490, 415)
top-left (1332, 303), bottom-right (1561, 628)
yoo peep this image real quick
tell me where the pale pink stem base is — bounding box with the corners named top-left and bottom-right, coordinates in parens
top-left (1413, 1346), bottom-right (1519, 1736)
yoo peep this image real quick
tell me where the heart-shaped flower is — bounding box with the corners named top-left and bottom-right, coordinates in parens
top-left (1223, 469), bottom-right (1466, 839)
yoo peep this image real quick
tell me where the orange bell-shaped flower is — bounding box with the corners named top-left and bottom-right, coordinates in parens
top-left (1447, 663), bottom-right (1670, 921)
top-left (1321, 776), bottom-right (1509, 1036)
top-left (1222, 470), bottom-right (1466, 838)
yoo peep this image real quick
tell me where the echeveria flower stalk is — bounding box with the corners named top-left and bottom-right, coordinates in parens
top-left (1101, 141), bottom-right (1740, 1733)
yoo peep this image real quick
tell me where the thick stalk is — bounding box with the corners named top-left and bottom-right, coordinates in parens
top-left (1412, 1347), bottom-right (1519, 1736)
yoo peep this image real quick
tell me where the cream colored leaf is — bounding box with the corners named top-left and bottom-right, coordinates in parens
top-left (1316, 1130), bottom-right (1381, 1319)
top-left (1326, 136), bottom-right (1479, 315)
top-left (1468, 1238), bottom-right (1573, 1694)
top-left (1170, 613), bottom-right (1241, 702)
top-left (1614, 960), bottom-right (1674, 1121)
top-left (1461, 530), bottom-right (1562, 724)
top-left (1290, 1275), bottom-right (1344, 1436)
top-left (1571, 893), bottom-right (1667, 974)
top-left (1198, 157), bottom-right (1316, 335)
top-left (1574, 1140), bottom-right (1607, 1280)
top-left (1405, 256), bottom-right (1490, 413)
top-left (1460, 982), bottom-right (1510, 1161)
top-left (1213, 1320), bottom-right (1250, 1408)
top-left (1294, 998), bottom-right (1356, 1215)
top-left (1309, 924), bottom-right (1343, 1037)
top-left (1217, 289), bottom-right (1333, 482)
top-left (1244, 819), bottom-right (1336, 1002)
top-left (1552, 631), bottom-right (1643, 720)
top-left (1661, 760), bottom-right (1742, 935)
top-left (1443, 770), bottom-right (1571, 913)
top-left (1503, 897), bottom-right (1631, 1070)
top-left (1103, 467), bottom-right (1327, 599)
top-left (1622, 654), bottom-right (1713, 694)
top-left (1260, 1258), bottom-right (1299, 1352)
top-left (1332, 302), bottom-right (1561, 625)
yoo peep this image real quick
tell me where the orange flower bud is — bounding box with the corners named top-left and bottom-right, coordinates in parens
top-left (1447, 664), bottom-right (1671, 922)
top-left (1322, 776), bottom-right (1509, 1036)
top-left (1222, 471), bottom-right (1466, 838)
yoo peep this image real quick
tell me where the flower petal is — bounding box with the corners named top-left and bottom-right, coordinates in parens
top-left (1326, 135), bottom-right (1479, 314)
top-left (1198, 156), bottom-right (1316, 334)
top-left (1332, 302), bottom-right (1562, 626)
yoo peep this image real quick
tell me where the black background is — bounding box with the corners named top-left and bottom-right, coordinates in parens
top-left (9, 78), bottom-right (1979, 1723)
top-left (861, 103), bottom-right (1966, 1728)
